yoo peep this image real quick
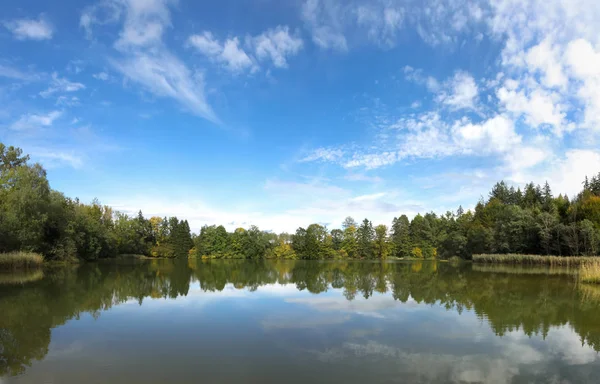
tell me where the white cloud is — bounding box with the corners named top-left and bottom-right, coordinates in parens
top-left (437, 71), bottom-right (479, 110)
top-left (305, 111), bottom-right (530, 172)
top-left (404, 66), bottom-right (440, 92)
top-left (35, 151), bottom-right (84, 169)
top-left (188, 32), bottom-right (222, 56)
top-left (4, 16), bottom-right (53, 40)
top-left (0, 63), bottom-right (40, 81)
top-left (301, 0), bottom-right (486, 51)
top-left (565, 38), bottom-right (600, 130)
top-left (454, 115), bottom-right (520, 153)
top-left (406, 68), bottom-right (478, 110)
top-left (497, 83), bottom-right (567, 135)
top-left (188, 26), bottom-right (302, 72)
top-left (503, 145), bottom-right (549, 171)
top-left (56, 96), bottom-right (81, 107)
top-left (84, 0), bottom-right (219, 123)
top-left (541, 150), bottom-right (600, 197)
top-left (112, 50), bottom-right (218, 122)
top-left (9, 110), bottom-right (63, 131)
top-left (114, 0), bottom-right (174, 50)
top-left (300, 147), bottom-right (344, 162)
top-left (344, 151), bottom-right (399, 169)
top-left (525, 37), bottom-right (567, 89)
top-left (301, 0), bottom-right (348, 51)
top-left (250, 26), bottom-right (304, 68)
top-left (355, 4), bottom-right (404, 46)
top-left (93, 72), bottom-right (110, 81)
top-left (80, 0), bottom-right (122, 39)
top-left (39, 72), bottom-right (86, 98)
top-left (188, 32), bottom-right (254, 73)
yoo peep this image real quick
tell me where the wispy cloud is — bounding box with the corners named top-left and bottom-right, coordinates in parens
top-left (39, 72), bottom-right (86, 98)
top-left (83, 0), bottom-right (219, 123)
top-left (92, 72), bottom-right (110, 81)
top-left (3, 15), bottom-right (54, 40)
top-left (436, 71), bottom-right (479, 110)
top-left (300, 147), bottom-right (344, 163)
top-left (187, 26), bottom-right (303, 73)
top-left (0, 63), bottom-right (41, 81)
top-left (80, 1), bottom-right (122, 39)
top-left (301, 0), bottom-right (348, 51)
top-left (34, 150), bottom-right (84, 169)
top-left (249, 26), bottom-right (304, 68)
top-left (111, 50), bottom-right (218, 122)
top-left (188, 32), bottom-right (255, 73)
top-left (9, 110), bottom-right (63, 131)
top-left (301, 0), bottom-right (485, 51)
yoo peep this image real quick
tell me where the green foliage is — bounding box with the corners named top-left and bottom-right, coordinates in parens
top-left (391, 215), bottom-right (411, 258)
top-left (374, 224), bottom-right (390, 259)
top-left (411, 247), bottom-right (423, 259)
top-left (0, 143), bottom-right (193, 262)
top-left (2, 142), bottom-right (600, 263)
top-left (341, 226), bottom-right (358, 258)
top-left (357, 219), bottom-right (375, 258)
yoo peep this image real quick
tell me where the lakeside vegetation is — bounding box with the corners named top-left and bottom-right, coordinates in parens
top-left (580, 263), bottom-right (600, 284)
top-left (1, 142), bottom-right (600, 267)
top-left (473, 254), bottom-right (600, 266)
top-left (0, 252), bottom-right (44, 270)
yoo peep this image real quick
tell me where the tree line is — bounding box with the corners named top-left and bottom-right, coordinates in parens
top-left (2, 142), bottom-right (600, 261)
top-left (0, 144), bottom-right (193, 261)
top-left (192, 177), bottom-right (600, 260)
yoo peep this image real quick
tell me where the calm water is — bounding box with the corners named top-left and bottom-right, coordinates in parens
top-left (1, 260), bottom-right (600, 383)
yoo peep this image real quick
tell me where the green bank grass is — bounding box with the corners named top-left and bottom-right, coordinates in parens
top-left (473, 254), bottom-right (600, 266)
top-left (0, 251), bottom-right (44, 270)
top-left (580, 263), bottom-right (600, 284)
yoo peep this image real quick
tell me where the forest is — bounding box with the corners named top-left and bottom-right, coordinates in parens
top-left (1, 142), bottom-right (600, 263)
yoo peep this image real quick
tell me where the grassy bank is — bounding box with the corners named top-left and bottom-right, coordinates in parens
top-left (473, 254), bottom-right (600, 266)
top-left (0, 252), bottom-right (44, 270)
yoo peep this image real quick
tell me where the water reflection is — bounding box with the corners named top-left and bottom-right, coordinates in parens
top-left (1, 260), bottom-right (599, 383)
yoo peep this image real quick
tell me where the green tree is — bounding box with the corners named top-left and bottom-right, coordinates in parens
top-left (374, 224), bottom-right (390, 259)
top-left (391, 215), bottom-right (411, 258)
top-left (357, 219), bottom-right (375, 258)
top-left (341, 226), bottom-right (358, 258)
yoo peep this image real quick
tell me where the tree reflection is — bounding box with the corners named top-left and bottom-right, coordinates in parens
top-left (1, 260), bottom-right (600, 376)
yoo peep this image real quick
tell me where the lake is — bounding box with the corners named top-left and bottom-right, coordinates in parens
top-left (1, 260), bottom-right (599, 383)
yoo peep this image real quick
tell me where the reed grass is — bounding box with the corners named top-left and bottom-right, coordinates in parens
top-left (0, 251), bottom-right (44, 270)
top-left (579, 262), bottom-right (600, 284)
top-left (473, 254), bottom-right (600, 266)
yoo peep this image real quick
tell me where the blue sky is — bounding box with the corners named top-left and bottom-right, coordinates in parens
top-left (1, 0), bottom-right (600, 232)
